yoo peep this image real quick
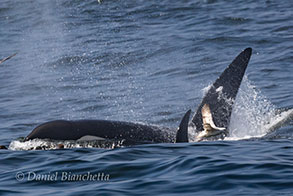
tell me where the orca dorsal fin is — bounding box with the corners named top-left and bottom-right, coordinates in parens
top-left (191, 48), bottom-right (252, 132)
top-left (176, 109), bottom-right (191, 143)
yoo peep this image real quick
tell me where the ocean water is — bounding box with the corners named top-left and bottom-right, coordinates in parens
top-left (0, 0), bottom-right (292, 195)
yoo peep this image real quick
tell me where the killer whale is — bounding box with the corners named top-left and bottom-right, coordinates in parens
top-left (190, 47), bottom-right (252, 141)
top-left (191, 48), bottom-right (252, 132)
top-left (26, 119), bottom-right (176, 145)
top-left (25, 110), bottom-right (192, 145)
top-left (25, 48), bottom-right (252, 144)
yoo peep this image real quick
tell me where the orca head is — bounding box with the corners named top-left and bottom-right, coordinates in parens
top-left (175, 109), bottom-right (191, 143)
top-left (191, 48), bottom-right (252, 140)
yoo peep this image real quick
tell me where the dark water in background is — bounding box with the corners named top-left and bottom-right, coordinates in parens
top-left (0, 0), bottom-right (293, 195)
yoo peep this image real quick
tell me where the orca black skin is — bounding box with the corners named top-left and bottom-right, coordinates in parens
top-left (176, 110), bottom-right (191, 143)
top-left (26, 110), bottom-right (192, 145)
top-left (191, 48), bottom-right (252, 132)
top-left (26, 120), bottom-right (176, 145)
top-left (25, 48), bottom-right (252, 144)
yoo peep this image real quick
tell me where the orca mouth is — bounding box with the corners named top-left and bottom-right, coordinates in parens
top-left (195, 129), bottom-right (228, 142)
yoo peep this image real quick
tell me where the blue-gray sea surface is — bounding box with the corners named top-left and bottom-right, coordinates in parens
top-left (0, 0), bottom-right (292, 195)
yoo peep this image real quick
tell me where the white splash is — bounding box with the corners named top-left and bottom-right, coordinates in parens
top-left (228, 76), bottom-right (277, 139)
top-left (9, 139), bottom-right (61, 151)
top-left (264, 108), bottom-right (293, 133)
top-left (9, 139), bottom-right (123, 151)
top-left (202, 84), bottom-right (212, 95)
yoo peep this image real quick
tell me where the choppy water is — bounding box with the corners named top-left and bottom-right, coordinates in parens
top-left (0, 0), bottom-right (292, 195)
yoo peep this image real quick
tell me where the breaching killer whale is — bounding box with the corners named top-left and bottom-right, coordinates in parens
top-left (25, 48), bottom-right (252, 145)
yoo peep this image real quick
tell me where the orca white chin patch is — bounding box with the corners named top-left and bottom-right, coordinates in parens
top-left (195, 104), bottom-right (227, 142)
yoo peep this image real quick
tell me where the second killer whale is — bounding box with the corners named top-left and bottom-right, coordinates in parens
top-left (25, 48), bottom-right (252, 144)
